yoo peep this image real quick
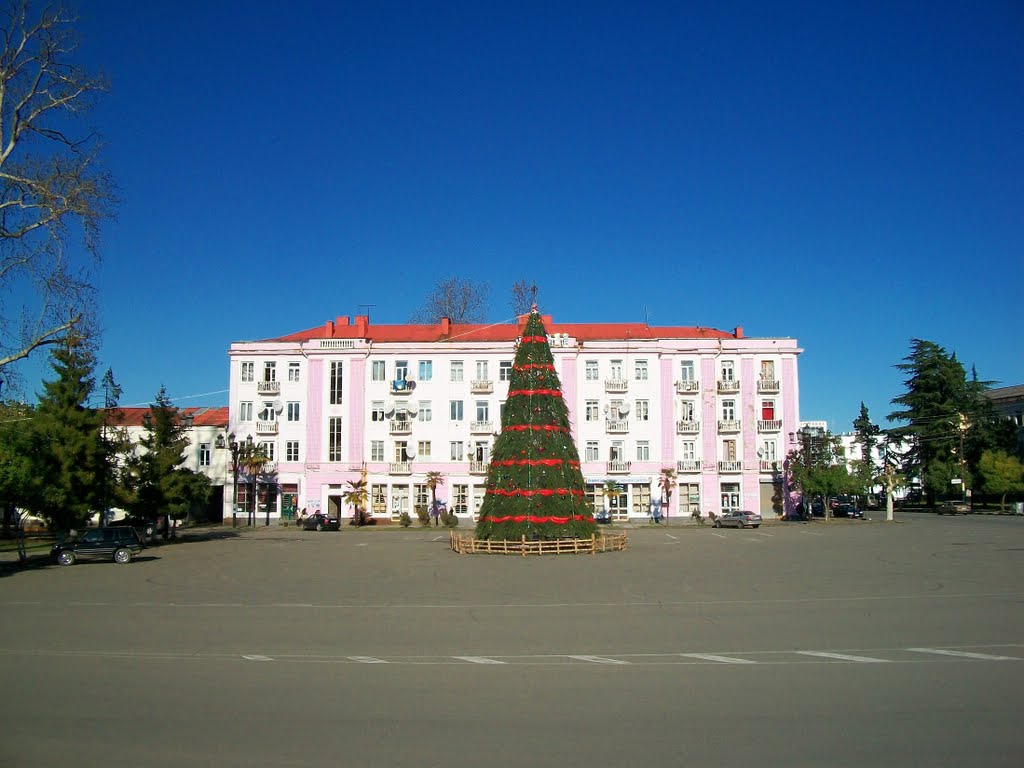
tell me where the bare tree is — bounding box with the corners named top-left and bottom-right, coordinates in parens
top-left (510, 279), bottom-right (538, 316)
top-left (409, 276), bottom-right (490, 324)
top-left (0, 1), bottom-right (116, 371)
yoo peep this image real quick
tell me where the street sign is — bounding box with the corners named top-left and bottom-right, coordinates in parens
top-left (951, 478), bottom-right (962, 485)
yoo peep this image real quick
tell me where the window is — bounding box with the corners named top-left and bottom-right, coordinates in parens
top-left (723, 439), bottom-right (737, 461)
top-left (721, 482), bottom-right (741, 512)
top-left (722, 400), bottom-right (736, 420)
top-left (263, 361), bottom-right (277, 382)
top-left (450, 441), bottom-right (464, 461)
top-left (636, 441), bottom-right (650, 461)
top-left (450, 361), bottom-right (464, 382)
top-left (680, 400), bottom-right (695, 420)
top-left (371, 360), bottom-right (386, 381)
top-left (329, 361), bottom-right (343, 404)
top-left (288, 362), bottom-right (300, 382)
top-left (414, 484), bottom-right (429, 512)
top-left (681, 441), bottom-right (696, 461)
top-left (371, 485), bottom-right (386, 514)
top-left (390, 485), bottom-right (409, 517)
top-left (633, 484), bottom-right (651, 516)
top-left (328, 417), bottom-right (343, 461)
top-left (761, 440), bottom-right (777, 462)
top-left (635, 360), bottom-right (648, 380)
top-left (418, 360), bottom-right (433, 381)
top-left (609, 400), bottom-right (625, 419)
top-left (239, 401), bottom-right (253, 422)
top-left (394, 441), bottom-right (409, 462)
top-left (585, 441), bottom-right (599, 462)
top-left (680, 483), bottom-right (700, 516)
top-left (418, 401), bottom-right (432, 421)
top-left (450, 400), bottom-right (464, 421)
top-left (453, 484), bottom-right (468, 514)
top-left (721, 361), bottom-right (735, 382)
top-left (585, 400), bottom-right (599, 421)
top-left (680, 360), bottom-right (695, 382)
top-left (258, 401), bottom-right (276, 422)
top-left (394, 360), bottom-right (409, 382)
top-left (258, 441), bottom-right (275, 461)
top-left (417, 440), bottom-right (432, 459)
top-left (610, 360), bottom-right (623, 379)
top-left (471, 485), bottom-right (485, 518)
top-left (287, 402), bottom-right (300, 422)
top-left (635, 400), bottom-right (649, 421)
top-left (610, 441), bottom-right (624, 461)
top-left (475, 401), bottom-right (489, 421)
top-left (499, 361), bottom-right (513, 381)
top-left (370, 440), bottom-right (384, 462)
top-left (761, 400), bottom-right (776, 420)
top-left (474, 361), bottom-right (489, 381)
top-left (473, 440), bottom-right (490, 462)
top-left (240, 361), bottom-right (254, 382)
top-left (199, 443), bottom-right (211, 467)
top-left (585, 360), bottom-right (599, 380)
top-left (371, 401), bottom-right (385, 422)
top-left (286, 441), bottom-right (300, 462)
top-left (760, 360), bottom-right (775, 381)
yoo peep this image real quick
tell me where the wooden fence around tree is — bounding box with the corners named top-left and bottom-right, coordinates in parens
top-left (450, 531), bottom-right (627, 555)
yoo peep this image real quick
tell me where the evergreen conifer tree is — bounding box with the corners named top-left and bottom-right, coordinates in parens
top-left (475, 309), bottom-right (596, 541)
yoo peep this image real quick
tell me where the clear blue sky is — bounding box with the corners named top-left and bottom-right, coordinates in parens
top-left (12, 0), bottom-right (1023, 432)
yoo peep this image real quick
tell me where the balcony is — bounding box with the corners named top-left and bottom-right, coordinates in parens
top-left (717, 379), bottom-right (740, 393)
top-left (256, 380), bottom-right (280, 395)
top-left (389, 462), bottom-right (411, 475)
top-left (676, 459), bottom-right (702, 473)
top-left (605, 419), bottom-right (629, 433)
top-left (718, 460), bottom-right (742, 473)
top-left (255, 420), bottom-right (278, 435)
top-left (757, 378), bottom-right (780, 393)
top-left (470, 379), bottom-right (493, 394)
top-left (676, 419), bottom-right (700, 434)
top-left (606, 460), bottom-right (632, 474)
top-left (605, 378), bottom-right (628, 393)
top-left (390, 379), bottom-right (413, 395)
top-left (470, 420), bottom-right (493, 433)
top-left (759, 460), bottom-right (781, 473)
top-left (758, 419), bottom-right (782, 432)
top-left (469, 460), bottom-right (488, 474)
top-left (389, 419), bottom-right (411, 434)
top-left (675, 380), bottom-right (700, 394)
top-left (717, 419), bottom-right (741, 432)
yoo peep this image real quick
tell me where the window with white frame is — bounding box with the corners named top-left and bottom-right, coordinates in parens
top-left (609, 400), bottom-right (625, 419)
top-left (328, 418), bottom-right (343, 461)
top-left (475, 401), bottom-right (489, 421)
top-left (199, 443), bottom-right (211, 467)
top-left (585, 360), bottom-right (599, 380)
top-left (679, 360), bottom-right (695, 381)
top-left (761, 440), bottom-right (778, 462)
top-left (418, 360), bottom-right (433, 381)
top-left (760, 360), bottom-right (775, 381)
top-left (414, 484), bottom-right (429, 513)
top-left (418, 401), bottom-right (432, 421)
top-left (636, 441), bottom-right (650, 461)
top-left (394, 440), bottom-right (409, 462)
top-left (610, 441), bottom-right (624, 461)
top-left (680, 400), bottom-right (695, 420)
top-left (371, 401), bottom-right (385, 422)
top-left (681, 441), bottom-right (696, 461)
top-left (450, 441), bottom-right (464, 461)
top-left (371, 360), bottom-right (386, 381)
top-left (475, 360), bottom-right (488, 380)
top-left (635, 360), bottom-right (648, 380)
top-left (609, 360), bottom-right (623, 379)
top-left (371, 485), bottom-right (386, 515)
top-left (680, 483), bottom-right (700, 515)
top-left (239, 401), bottom-right (253, 422)
top-left (370, 440), bottom-right (384, 462)
top-left (635, 399), bottom-right (649, 421)
top-left (287, 402), bottom-right (300, 421)
top-left (450, 360), bottom-right (464, 382)
top-left (450, 400), bottom-right (464, 421)
top-left (633, 484), bottom-right (651, 516)
top-left (453, 484), bottom-right (468, 514)
top-left (390, 485), bottom-right (409, 517)
top-left (417, 440), bottom-right (432, 459)
top-left (288, 361), bottom-right (300, 382)
top-left (499, 361), bottom-right (512, 381)
top-left (585, 441), bottom-right (599, 461)
top-left (761, 400), bottom-right (776, 420)
top-left (723, 439), bottom-right (737, 461)
top-left (258, 441), bottom-right (275, 461)
top-left (721, 360), bottom-right (735, 382)
top-left (329, 361), bottom-right (343, 404)
top-left (721, 483), bottom-right (741, 512)
top-left (394, 360), bottom-right (409, 382)
top-left (240, 361), bottom-right (254, 382)
top-left (263, 361), bottom-right (276, 382)
top-left (471, 485), bottom-right (484, 517)
top-left (585, 400), bottom-right (599, 421)
top-left (722, 399), bottom-right (736, 420)
top-left (258, 401), bottom-right (276, 422)
top-left (286, 441), bottom-right (299, 462)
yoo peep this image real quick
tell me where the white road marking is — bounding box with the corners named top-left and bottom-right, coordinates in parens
top-left (709, 532), bottom-right (727, 539)
top-left (454, 656), bottom-right (507, 664)
top-left (799, 530), bottom-right (824, 536)
top-left (664, 533), bottom-right (678, 540)
top-left (348, 656), bottom-right (388, 663)
top-left (907, 648), bottom-right (1018, 661)
top-left (568, 655), bottom-right (630, 665)
top-left (681, 653), bottom-right (756, 664)
top-left (797, 651), bottom-right (889, 663)
top-left (242, 654), bottom-right (274, 661)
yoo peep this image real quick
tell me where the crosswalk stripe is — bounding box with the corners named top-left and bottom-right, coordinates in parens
top-left (797, 651), bottom-right (889, 663)
top-left (348, 656), bottom-right (388, 663)
top-left (681, 653), bottom-right (756, 664)
top-left (568, 655), bottom-right (630, 665)
top-left (454, 656), bottom-right (506, 664)
top-left (907, 648), bottom-right (1018, 661)
top-left (242, 654), bottom-right (274, 661)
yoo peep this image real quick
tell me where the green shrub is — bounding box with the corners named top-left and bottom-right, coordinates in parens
top-left (416, 507), bottom-right (431, 527)
top-left (399, 511), bottom-right (412, 528)
top-left (442, 511), bottom-right (459, 528)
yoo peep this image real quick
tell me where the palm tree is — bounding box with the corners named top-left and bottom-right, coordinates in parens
top-left (344, 467), bottom-right (369, 526)
top-left (601, 480), bottom-right (622, 521)
top-left (425, 471), bottom-right (445, 525)
top-left (659, 467), bottom-right (677, 521)
top-left (238, 441), bottom-right (270, 524)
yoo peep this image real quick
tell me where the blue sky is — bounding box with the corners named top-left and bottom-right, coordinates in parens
top-left (10, 0), bottom-right (1023, 432)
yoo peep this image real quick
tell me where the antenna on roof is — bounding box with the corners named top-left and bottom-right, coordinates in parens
top-left (357, 304), bottom-right (376, 323)
top-left (644, 305), bottom-right (649, 326)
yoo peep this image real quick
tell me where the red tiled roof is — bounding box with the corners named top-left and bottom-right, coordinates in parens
top-left (102, 406), bottom-right (228, 428)
top-left (264, 315), bottom-right (739, 344)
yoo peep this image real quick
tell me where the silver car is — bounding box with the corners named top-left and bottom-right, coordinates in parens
top-left (713, 510), bottom-right (761, 529)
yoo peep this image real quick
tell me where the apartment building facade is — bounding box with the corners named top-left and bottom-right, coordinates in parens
top-left (226, 315), bottom-right (802, 524)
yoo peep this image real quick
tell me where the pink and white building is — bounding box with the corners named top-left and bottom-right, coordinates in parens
top-left (226, 315), bottom-right (802, 523)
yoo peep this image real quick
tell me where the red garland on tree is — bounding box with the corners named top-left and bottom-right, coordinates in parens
top-left (474, 308), bottom-right (597, 541)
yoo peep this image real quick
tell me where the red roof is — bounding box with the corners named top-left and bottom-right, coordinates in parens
top-left (102, 406), bottom-right (228, 428)
top-left (265, 315), bottom-right (740, 344)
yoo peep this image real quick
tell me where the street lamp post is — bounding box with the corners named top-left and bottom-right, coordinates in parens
top-left (228, 433), bottom-right (239, 528)
top-left (245, 435), bottom-right (255, 526)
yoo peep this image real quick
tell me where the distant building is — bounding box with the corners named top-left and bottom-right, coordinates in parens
top-left (983, 385), bottom-right (1024, 450)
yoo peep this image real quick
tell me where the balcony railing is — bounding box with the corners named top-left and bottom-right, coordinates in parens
top-left (390, 379), bottom-right (413, 394)
top-left (470, 420), bottom-right (493, 433)
top-left (717, 379), bottom-right (740, 393)
top-left (717, 419), bottom-right (741, 432)
top-left (469, 460), bottom-right (488, 474)
top-left (606, 460), bottom-right (631, 474)
top-left (757, 378), bottom-right (780, 393)
top-left (389, 462), bottom-right (411, 474)
top-left (759, 460), bottom-right (781, 473)
top-left (389, 419), bottom-right (411, 434)
top-left (676, 459), bottom-right (702, 473)
top-left (255, 420), bottom-right (278, 435)
top-left (675, 380), bottom-right (700, 394)
top-left (718, 460), bottom-right (742, 472)
top-left (470, 379), bottom-right (493, 394)
top-left (676, 419), bottom-right (700, 434)
top-left (758, 419), bottom-right (782, 432)
top-left (605, 419), bottom-right (629, 433)
top-left (256, 380), bottom-right (280, 395)
top-left (605, 378), bottom-right (628, 393)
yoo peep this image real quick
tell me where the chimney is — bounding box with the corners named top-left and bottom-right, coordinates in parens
top-left (324, 320), bottom-right (335, 337)
top-left (355, 315), bottom-right (368, 336)
top-left (440, 317), bottom-right (451, 335)
top-left (336, 316), bottom-right (350, 327)
top-left (734, 326), bottom-right (744, 339)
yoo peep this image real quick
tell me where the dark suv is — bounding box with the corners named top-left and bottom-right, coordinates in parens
top-left (51, 527), bottom-right (145, 566)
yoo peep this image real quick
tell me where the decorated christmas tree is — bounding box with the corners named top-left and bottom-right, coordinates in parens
top-left (475, 308), bottom-right (597, 541)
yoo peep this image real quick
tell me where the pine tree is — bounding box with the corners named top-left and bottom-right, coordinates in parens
top-left (852, 402), bottom-right (880, 494)
top-left (475, 309), bottom-right (596, 541)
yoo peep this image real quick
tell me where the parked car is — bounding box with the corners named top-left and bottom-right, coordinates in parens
top-left (301, 512), bottom-right (340, 531)
top-left (51, 527), bottom-right (145, 566)
top-left (713, 510), bottom-right (761, 529)
top-left (109, 514), bottom-right (157, 537)
top-left (937, 501), bottom-right (971, 515)
top-left (594, 509), bottom-right (612, 524)
top-left (833, 503), bottom-right (863, 518)
top-left (810, 499), bottom-right (825, 517)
